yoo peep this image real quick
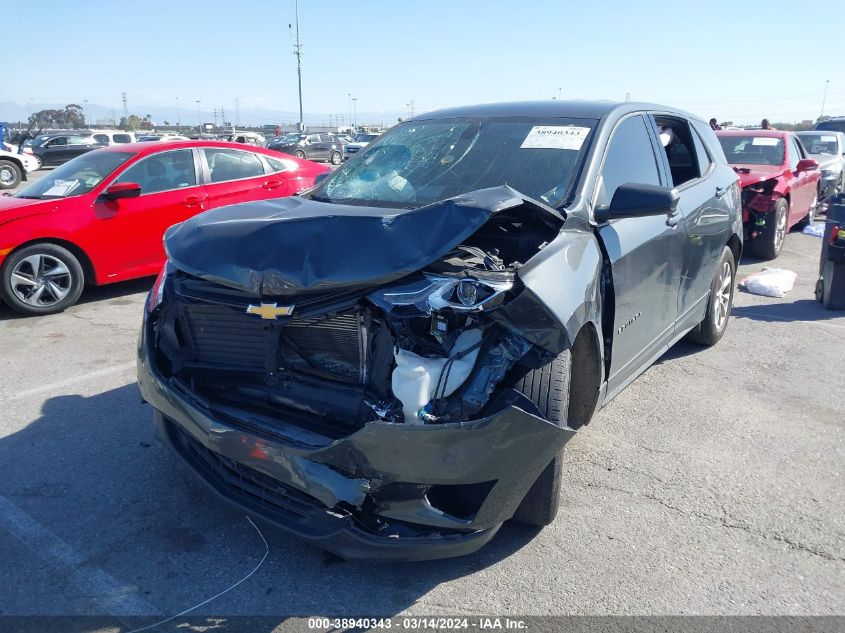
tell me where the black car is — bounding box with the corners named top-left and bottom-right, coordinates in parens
top-left (815, 118), bottom-right (845, 134)
top-left (30, 133), bottom-right (105, 167)
top-left (267, 133), bottom-right (344, 164)
top-left (138, 101), bottom-right (742, 561)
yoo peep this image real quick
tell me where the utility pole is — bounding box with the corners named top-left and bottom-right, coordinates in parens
top-left (176, 97), bottom-right (181, 130)
top-left (352, 97), bottom-right (357, 129)
top-left (122, 92), bottom-right (128, 118)
top-left (347, 92), bottom-right (352, 130)
top-left (196, 100), bottom-right (201, 133)
top-left (821, 80), bottom-right (830, 119)
top-left (625, 92), bottom-right (631, 102)
top-left (291, 0), bottom-right (304, 131)
top-left (235, 98), bottom-right (240, 126)
top-left (221, 106), bottom-right (226, 128)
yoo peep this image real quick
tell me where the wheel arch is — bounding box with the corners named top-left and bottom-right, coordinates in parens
top-left (726, 232), bottom-right (742, 266)
top-left (2, 237), bottom-right (97, 285)
top-left (567, 321), bottom-right (603, 428)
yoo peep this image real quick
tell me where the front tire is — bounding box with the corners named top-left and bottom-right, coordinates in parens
top-left (510, 349), bottom-right (571, 527)
top-left (687, 246), bottom-right (735, 346)
top-left (752, 198), bottom-right (787, 260)
top-left (294, 150), bottom-right (306, 159)
top-left (0, 243), bottom-right (85, 316)
top-left (33, 154), bottom-right (44, 170)
top-left (0, 160), bottom-right (22, 190)
top-left (330, 151), bottom-right (342, 165)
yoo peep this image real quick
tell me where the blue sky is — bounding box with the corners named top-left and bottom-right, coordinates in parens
top-left (3, 0), bottom-right (844, 125)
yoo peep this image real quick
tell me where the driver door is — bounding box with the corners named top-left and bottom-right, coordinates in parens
top-left (92, 148), bottom-right (206, 280)
top-left (595, 115), bottom-right (687, 400)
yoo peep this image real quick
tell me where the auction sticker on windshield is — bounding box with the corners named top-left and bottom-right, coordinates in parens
top-left (521, 125), bottom-right (590, 150)
top-left (752, 137), bottom-right (780, 146)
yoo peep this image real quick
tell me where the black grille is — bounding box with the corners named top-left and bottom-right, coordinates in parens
top-left (170, 422), bottom-right (338, 532)
top-left (179, 300), bottom-right (366, 382)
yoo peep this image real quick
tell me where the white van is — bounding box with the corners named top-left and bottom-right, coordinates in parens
top-left (90, 130), bottom-right (136, 145)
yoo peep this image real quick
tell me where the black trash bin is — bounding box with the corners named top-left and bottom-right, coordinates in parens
top-left (815, 193), bottom-right (845, 310)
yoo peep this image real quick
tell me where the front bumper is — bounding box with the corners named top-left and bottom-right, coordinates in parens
top-left (137, 314), bottom-right (574, 561)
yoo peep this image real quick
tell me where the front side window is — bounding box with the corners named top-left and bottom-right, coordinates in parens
top-left (718, 135), bottom-right (785, 166)
top-left (113, 134), bottom-right (132, 144)
top-left (67, 135), bottom-right (94, 145)
top-left (203, 148), bottom-right (265, 183)
top-left (691, 128), bottom-right (712, 177)
top-left (596, 115), bottom-right (661, 208)
top-left (320, 116), bottom-right (596, 208)
top-left (47, 137), bottom-right (67, 147)
top-left (116, 149), bottom-right (197, 194)
top-left (93, 134), bottom-right (109, 144)
top-left (14, 151), bottom-right (136, 199)
top-left (652, 115), bottom-right (702, 187)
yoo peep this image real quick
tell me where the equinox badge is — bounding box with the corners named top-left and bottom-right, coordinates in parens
top-left (245, 303), bottom-right (295, 320)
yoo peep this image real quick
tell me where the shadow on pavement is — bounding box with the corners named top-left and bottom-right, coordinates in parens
top-left (0, 276), bottom-right (154, 322)
top-left (0, 383), bottom-right (538, 624)
top-left (732, 299), bottom-right (843, 323)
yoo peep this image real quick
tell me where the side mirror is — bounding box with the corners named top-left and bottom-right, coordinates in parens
top-left (594, 183), bottom-right (679, 222)
top-left (796, 158), bottom-right (819, 172)
top-left (101, 182), bottom-right (141, 201)
top-left (314, 172), bottom-right (330, 185)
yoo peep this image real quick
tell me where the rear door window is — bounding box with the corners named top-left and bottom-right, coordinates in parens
top-left (113, 134), bottom-right (132, 144)
top-left (203, 148), bottom-right (266, 183)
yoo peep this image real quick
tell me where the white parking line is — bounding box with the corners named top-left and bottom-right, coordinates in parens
top-left (0, 494), bottom-right (159, 616)
top-left (0, 362), bottom-right (136, 403)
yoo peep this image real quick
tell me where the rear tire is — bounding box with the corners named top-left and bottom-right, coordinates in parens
top-left (0, 160), bottom-right (22, 190)
top-left (330, 151), bottom-right (342, 165)
top-left (798, 187), bottom-right (819, 229)
top-left (751, 198), bottom-right (787, 260)
top-left (510, 349), bottom-right (571, 527)
top-left (687, 246), bottom-right (735, 346)
top-left (294, 150), bottom-right (306, 159)
top-left (0, 243), bottom-right (85, 316)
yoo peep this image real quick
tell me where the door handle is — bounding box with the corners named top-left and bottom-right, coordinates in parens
top-left (262, 180), bottom-right (285, 190)
top-left (666, 212), bottom-right (681, 227)
top-left (715, 186), bottom-right (728, 198)
top-left (182, 194), bottom-right (208, 206)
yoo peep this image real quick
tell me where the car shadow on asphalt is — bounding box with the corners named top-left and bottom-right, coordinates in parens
top-left (731, 298), bottom-right (843, 323)
top-left (0, 276), bottom-right (154, 322)
top-left (0, 383), bottom-right (539, 622)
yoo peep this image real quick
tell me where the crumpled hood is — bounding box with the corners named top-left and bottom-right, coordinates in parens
top-left (165, 186), bottom-right (560, 296)
top-left (732, 164), bottom-right (783, 188)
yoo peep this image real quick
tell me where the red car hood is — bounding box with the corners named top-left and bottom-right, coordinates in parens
top-left (0, 195), bottom-right (61, 225)
top-left (731, 164), bottom-right (784, 188)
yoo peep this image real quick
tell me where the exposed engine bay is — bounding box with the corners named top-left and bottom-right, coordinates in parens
top-left (150, 199), bottom-right (562, 440)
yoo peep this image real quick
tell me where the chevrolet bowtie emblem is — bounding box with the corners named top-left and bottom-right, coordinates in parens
top-left (245, 303), bottom-right (295, 320)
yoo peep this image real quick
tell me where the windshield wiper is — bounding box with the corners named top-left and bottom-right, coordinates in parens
top-left (309, 194), bottom-right (334, 203)
top-left (15, 195), bottom-right (42, 199)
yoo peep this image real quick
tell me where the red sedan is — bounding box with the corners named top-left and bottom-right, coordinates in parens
top-left (0, 141), bottom-right (329, 315)
top-left (716, 130), bottom-right (820, 259)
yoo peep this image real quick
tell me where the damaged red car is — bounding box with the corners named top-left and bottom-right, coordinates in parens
top-left (716, 130), bottom-right (820, 259)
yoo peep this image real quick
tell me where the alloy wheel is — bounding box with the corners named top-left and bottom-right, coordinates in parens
top-left (713, 261), bottom-right (732, 331)
top-left (0, 165), bottom-right (15, 185)
top-left (9, 253), bottom-right (73, 307)
top-left (774, 207), bottom-right (787, 252)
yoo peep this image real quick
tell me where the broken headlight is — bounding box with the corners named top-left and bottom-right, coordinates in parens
top-left (369, 273), bottom-right (513, 315)
top-left (147, 261), bottom-right (173, 313)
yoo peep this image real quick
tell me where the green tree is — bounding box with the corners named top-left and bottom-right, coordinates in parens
top-left (28, 104), bottom-right (86, 128)
top-left (119, 114), bottom-right (143, 131)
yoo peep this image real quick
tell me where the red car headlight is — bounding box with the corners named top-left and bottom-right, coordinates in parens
top-left (148, 262), bottom-right (171, 313)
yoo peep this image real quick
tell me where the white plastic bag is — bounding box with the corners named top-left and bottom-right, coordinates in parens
top-left (802, 223), bottom-right (825, 237)
top-left (739, 268), bottom-right (797, 298)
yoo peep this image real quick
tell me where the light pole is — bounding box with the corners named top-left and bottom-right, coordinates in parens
top-left (176, 97), bottom-right (181, 130)
top-left (347, 92), bottom-right (352, 131)
top-left (820, 79), bottom-right (830, 119)
top-left (196, 100), bottom-right (201, 134)
top-left (352, 97), bottom-right (357, 129)
top-left (291, 0), bottom-right (304, 131)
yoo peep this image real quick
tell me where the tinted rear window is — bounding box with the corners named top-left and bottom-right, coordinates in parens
top-left (815, 120), bottom-right (845, 133)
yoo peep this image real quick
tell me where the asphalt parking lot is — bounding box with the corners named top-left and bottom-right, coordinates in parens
top-left (0, 169), bottom-right (843, 624)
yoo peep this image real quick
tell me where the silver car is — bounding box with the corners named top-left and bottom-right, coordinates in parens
top-left (796, 131), bottom-right (845, 197)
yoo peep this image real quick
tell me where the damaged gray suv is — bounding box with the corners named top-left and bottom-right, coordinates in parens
top-left (137, 101), bottom-right (743, 560)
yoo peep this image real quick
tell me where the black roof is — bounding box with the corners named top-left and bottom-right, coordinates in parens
top-left (413, 100), bottom-right (697, 122)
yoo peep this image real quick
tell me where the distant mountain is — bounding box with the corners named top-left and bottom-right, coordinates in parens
top-left (0, 101), bottom-right (400, 129)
